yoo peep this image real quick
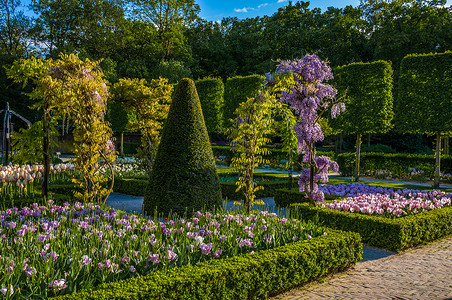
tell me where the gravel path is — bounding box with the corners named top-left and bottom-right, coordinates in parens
top-left (271, 235), bottom-right (452, 300)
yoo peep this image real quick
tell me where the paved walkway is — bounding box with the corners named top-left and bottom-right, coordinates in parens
top-left (272, 235), bottom-right (452, 300)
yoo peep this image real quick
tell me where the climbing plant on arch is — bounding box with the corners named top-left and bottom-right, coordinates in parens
top-left (8, 53), bottom-right (116, 202)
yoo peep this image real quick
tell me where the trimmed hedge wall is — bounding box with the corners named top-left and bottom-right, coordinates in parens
top-left (195, 77), bottom-right (224, 135)
top-left (397, 51), bottom-right (452, 135)
top-left (331, 61), bottom-right (393, 134)
top-left (212, 145), bottom-right (335, 169)
top-left (337, 152), bottom-right (452, 177)
top-left (114, 177), bottom-right (289, 200)
top-left (289, 203), bottom-right (452, 251)
top-left (274, 188), bottom-right (344, 207)
top-left (221, 181), bottom-right (289, 200)
top-left (114, 178), bottom-right (147, 196)
top-left (55, 229), bottom-right (362, 300)
top-left (223, 75), bottom-right (264, 128)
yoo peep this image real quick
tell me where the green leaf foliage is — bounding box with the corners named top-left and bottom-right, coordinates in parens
top-left (289, 203), bottom-right (452, 251)
top-left (332, 60), bottom-right (394, 134)
top-left (396, 51), bottom-right (452, 135)
top-left (106, 101), bottom-right (129, 133)
top-left (143, 78), bottom-right (222, 217)
top-left (195, 77), bottom-right (224, 135)
top-left (53, 229), bottom-right (362, 300)
top-left (223, 75), bottom-right (264, 128)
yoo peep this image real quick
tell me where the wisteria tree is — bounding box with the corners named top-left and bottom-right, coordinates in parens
top-left (266, 55), bottom-right (345, 205)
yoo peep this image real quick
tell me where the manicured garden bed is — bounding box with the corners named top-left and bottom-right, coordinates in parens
top-left (54, 228), bottom-right (361, 299)
top-left (0, 201), bottom-right (362, 299)
top-left (289, 203), bottom-right (452, 251)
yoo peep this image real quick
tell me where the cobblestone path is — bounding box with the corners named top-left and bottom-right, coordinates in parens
top-left (272, 236), bottom-right (452, 300)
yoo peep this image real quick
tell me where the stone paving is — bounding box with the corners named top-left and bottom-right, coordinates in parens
top-left (272, 235), bottom-right (452, 300)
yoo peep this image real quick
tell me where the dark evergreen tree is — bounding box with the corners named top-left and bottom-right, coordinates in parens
top-left (143, 78), bottom-right (222, 217)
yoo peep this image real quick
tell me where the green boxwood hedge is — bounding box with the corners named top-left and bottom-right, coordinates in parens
top-left (212, 145), bottom-right (335, 170)
top-left (113, 178), bottom-right (147, 196)
top-left (289, 203), bottom-right (452, 251)
top-left (337, 152), bottom-right (452, 177)
top-left (114, 177), bottom-right (288, 199)
top-left (221, 181), bottom-right (289, 200)
top-left (195, 77), bottom-right (224, 135)
top-left (274, 189), bottom-right (343, 207)
top-left (223, 75), bottom-right (264, 128)
top-left (55, 229), bottom-right (362, 300)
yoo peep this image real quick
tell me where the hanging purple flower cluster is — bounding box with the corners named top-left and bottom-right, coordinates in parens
top-left (270, 55), bottom-right (345, 204)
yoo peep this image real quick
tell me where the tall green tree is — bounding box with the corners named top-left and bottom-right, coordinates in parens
top-left (0, 0), bottom-right (31, 57)
top-left (360, 0), bottom-right (452, 71)
top-left (129, 0), bottom-right (199, 61)
top-left (143, 78), bottom-right (221, 217)
top-left (397, 52), bottom-right (452, 188)
top-left (31, 0), bottom-right (128, 59)
top-left (331, 61), bottom-right (393, 181)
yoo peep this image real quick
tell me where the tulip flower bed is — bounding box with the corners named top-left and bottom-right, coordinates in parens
top-left (0, 201), bottom-right (341, 299)
top-left (0, 164), bottom-right (77, 203)
top-left (290, 201), bottom-right (452, 251)
top-left (322, 191), bottom-right (451, 218)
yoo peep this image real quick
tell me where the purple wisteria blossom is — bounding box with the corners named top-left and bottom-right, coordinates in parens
top-left (269, 55), bottom-right (345, 204)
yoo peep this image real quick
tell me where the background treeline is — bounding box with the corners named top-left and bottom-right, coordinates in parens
top-left (1, 0), bottom-right (451, 149)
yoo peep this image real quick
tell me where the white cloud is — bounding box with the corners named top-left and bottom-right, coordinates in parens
top-left (277, 0), bottom-right (287, 3)
top-left (234, 7), bottom-right (250, 13)
top-left (258, 3), bottom-right (268, 8)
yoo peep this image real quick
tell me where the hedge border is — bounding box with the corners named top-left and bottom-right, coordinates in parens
top-left (289, 203), bottom-right (452, 251)
top-left (54, 229), bottom-right (362, 300)
top-left (114, 177), bottom-right (290, 199)
top-left (337, 152), bottom-right (452, 177)
top-left (274, 188), bottom-right (344, 207)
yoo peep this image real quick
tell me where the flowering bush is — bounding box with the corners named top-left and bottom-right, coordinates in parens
top-left (441, 173), bottom-right (452, 184)
top-left (0, 202), bottom-right (325, 298)
top-left (370, 169), bottom-right (392, 179)
top-left (321, 183), bottom-right (451, 218)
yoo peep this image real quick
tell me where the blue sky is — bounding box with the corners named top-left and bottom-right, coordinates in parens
top-left (197, 0), bottom-right (360, 21)
top-left (19, 0), bottom-right (452, 22)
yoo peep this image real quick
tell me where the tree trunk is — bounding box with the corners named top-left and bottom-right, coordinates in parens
top-left (368, 133), bottom-right (371, 147)
top-left (354, 133), bottom-right (362, 182)
top-left (339, 132), bottom-right (343, 152)
top-left (434, 133), bottom-right (441, 188)
top-left (444, 136), bottom-right (449, 156)
top-left (42, 111), bottom-right (50, 199)
top-left (120, 132), bottom-right (124, 157)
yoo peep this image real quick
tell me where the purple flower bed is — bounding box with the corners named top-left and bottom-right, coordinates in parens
top-left (320, 183), bottom-right (451, 218)
top-left (0, 201), bottom-right (326, 299)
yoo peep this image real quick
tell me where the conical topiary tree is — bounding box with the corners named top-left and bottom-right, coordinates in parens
top-left (143, 78), bottom-right (222, 217)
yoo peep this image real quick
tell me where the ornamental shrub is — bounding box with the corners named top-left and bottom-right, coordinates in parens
top-left (143, 78), bottom-right (222, 217)
top-left (223, 74), bottom-right (264, 127)
top-left (195, 77), bottom-right (224, 136)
